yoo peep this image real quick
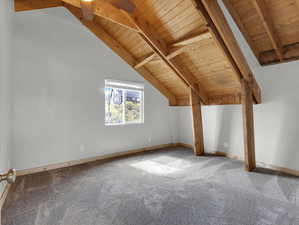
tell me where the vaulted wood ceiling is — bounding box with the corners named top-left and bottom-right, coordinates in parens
top-left (224, 0), bottom-right (299, 66)
top-left (14, 0), bottom-right (261, 106)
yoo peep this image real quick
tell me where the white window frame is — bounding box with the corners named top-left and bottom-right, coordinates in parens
top-left (105, 79), bottom-right (144, 126)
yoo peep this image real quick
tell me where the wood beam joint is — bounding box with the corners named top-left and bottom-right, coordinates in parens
top-left (117, 5), bottom-right (209, 104)
top-left (251, 0), bottom-right (284, 61)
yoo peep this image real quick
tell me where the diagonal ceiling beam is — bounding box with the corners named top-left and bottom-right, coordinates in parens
top-left (64, 4), bottom-right (177, 105)
top-left (223, 0), bottom-right (260, 60)
top-left (61, 0), bottom-right (138, 32)
top-left (14, 0), bottom-right (62, 11)
top-left (251, 0), bottom-right (284, 61)
top-left (194, 0), bottom-right (261, 104)
top-left (135, 44), bottom-right (198, 68)
top-left (112, 2), bottom-right (208, 104)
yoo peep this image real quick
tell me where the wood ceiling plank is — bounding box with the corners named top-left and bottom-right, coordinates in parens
top-left (62, 0), bottom-right (138, 32)
top-left (223, 0), bottom-right (260, 60)
top-left (117, 4), bottom-right (209, 104)
top-left (137, 29), bottom-right (211, 64)
top-left (14, 0), bottom-right (62, 11)
top-left (64, 4), bottom-right (177, 106)
top-left (172, 30), bottom-right (212, 46)
top-left (251, 0), bottom-right (284, 61)
top-left (134, 53), bottom-right (156, 69)
top-left (194, 0), bottom-right (261, 104)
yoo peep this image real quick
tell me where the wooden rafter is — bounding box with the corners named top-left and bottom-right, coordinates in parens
top-left (14, 0), bottom-right (262, 106)
top-left (64, 4), bottom-right (177, 105)
top-left (172, 30), bottom-right (212, 47)
top-left (194, 0), bottom-right (261, 104)
top-left (251, 0), bottom-right (284, 61)
top-left (241, 79), bottom-right (256, 171)
top-left (134, 53), bottom-right (156, 69)
top-left (223, 0), bottom-right (260, 60)
top-left (134, 30), bottom-right (212, 68)
top-left (116, 6), bottom-right (209, 104)
top-left (14, 0), bottom-right (62, 11)
top-left (189, 87), bottom-right (204, 156)
top-left (260, 42), bottom-right (299, 65)
top-left (62, 0), bottom-right (209, 104)
top-left (62, 0), bottom-right (138, 32)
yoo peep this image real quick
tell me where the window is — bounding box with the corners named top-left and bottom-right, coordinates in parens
top-left (105, 79), bottom-right (144, 126)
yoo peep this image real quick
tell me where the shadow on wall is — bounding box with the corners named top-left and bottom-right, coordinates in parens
top-left (274, 100), bottom-right (299, 170)
top-left (214, 107), bottom-right (235, 153)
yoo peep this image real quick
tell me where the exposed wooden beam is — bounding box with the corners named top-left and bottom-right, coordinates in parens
top-left (134, 53), bottom-right (156, 69)
top-left (64, 4), bottom-right (177, 105)
top-left (14, 0), bottom-right (62, 11)
top-left (116, 5), bottom-right (209, 104)
top-left (189, 87), bottom-right (205, 156)
top-left (80, 0), bottom-right (95, 21)
top-left (241, 79), bottom-right (256, 172)
top-left (172, 30), bottom-right (212, 47)
top-left (260, 41), bottom-right (299, 65)
top-left (62, 0), bottom-right (138, 32)
top-left (223, 0), bottom-right (260, 60)
top-left (251, 0), bottom-right (284, 61)
top-left (194, 0), bottom-right (261, 104)
top-left (134, 45), bottom-right (194, 68)
top-left (135, 30), bottom-right (213, 67)
top-left (176, 93), bottom-right (242, 106)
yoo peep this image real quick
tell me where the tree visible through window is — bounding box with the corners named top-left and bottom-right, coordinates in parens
top-left (105, 80), bottom-right (144, 125)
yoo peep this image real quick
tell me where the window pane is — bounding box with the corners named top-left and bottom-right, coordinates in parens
top-left (125, 89), bottom-right (142, 123)
top-left (105, 87), bottom-right (124, 124)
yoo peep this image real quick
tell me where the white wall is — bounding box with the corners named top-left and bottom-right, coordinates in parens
top-left (177, 0), bottom-right (299, 172)
top-left (11, 7), bottom-right (177, 170)
top-left (0, 0), bottom-right (12, 195)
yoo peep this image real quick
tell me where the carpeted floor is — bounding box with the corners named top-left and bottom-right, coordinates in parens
top-left (2, 147), bottom-right (299, 225)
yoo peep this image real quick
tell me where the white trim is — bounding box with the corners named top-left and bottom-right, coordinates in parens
top-left (105, 79), bottom-right (144, 90)
top-left (105, 82), bottom-right (144, 126)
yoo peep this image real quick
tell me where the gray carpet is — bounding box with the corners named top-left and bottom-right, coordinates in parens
top-left (2, 147), bottom-right (299, 225)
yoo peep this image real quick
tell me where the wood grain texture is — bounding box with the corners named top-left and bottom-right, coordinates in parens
top-left (121, 8), bottom-right (209, 104)
top-left (14, 0), bottom-right (62, 11)
top-left (199, 0), bottom-right (261, 103)
top-left (62, 0), bottom-right (138, 31)
top-left (65, 4), bottom-right (177, 105)
top-left (251, 0), bottom-right (284, 61)
top-left (241, 79), bottom-right (256, 172)
top-left (189, 87), bottom-right (204, 156)
top-left (225, 0), bottom-right (299, 66)
top-left (14, 0), bottom-right (262, 106)
top-left (80, 0), bottom-right (95, 21)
